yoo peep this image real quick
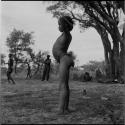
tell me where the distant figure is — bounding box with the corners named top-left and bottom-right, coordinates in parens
top-left (52, 16), bottom-right (75, 114)
top-left (95, 68), bottom-right (102, 80)
top-left (26, 63), bottom-right (32, 79)
top-left (82, 89), bottom-right (87, 96)
top-left (42, 55), bottom-right (51, 81)
top-left (83, 72), bottom-right (92, 81)
top-left (7, 54), bottom-right (15, 84)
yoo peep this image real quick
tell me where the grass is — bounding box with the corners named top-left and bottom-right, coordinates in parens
top-left (1, 77), bottom-right (125, 124)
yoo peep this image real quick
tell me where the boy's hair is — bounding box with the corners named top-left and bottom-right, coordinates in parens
top-left (59, 16), bottom-right (74, 31)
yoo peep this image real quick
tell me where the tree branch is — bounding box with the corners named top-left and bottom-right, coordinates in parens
top-left (105, 1), bottom-right (112, 18)
top-left (98, 1), bottom-right (108, 16)
top-left (88, 2), bottom-right (115, 25)
top-left (86, 7), bottom-right (111, 33)
top-left (67, 9), bottom-right (88, 24)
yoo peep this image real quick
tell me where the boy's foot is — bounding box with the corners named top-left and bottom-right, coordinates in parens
top-left (64, 108), bottom-right (75, 113)
top-left (57, 108), bottom-right (75, 115)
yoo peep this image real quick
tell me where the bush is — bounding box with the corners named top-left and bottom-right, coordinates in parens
top-left (70, 69), bottom-right (85, 81)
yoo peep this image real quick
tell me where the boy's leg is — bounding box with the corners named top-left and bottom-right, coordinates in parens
top-left (58, 62), bottom-right (68, 114)
top-left (64, 71), bottom-right (70, 111)
top-left (58, 55), bottom-right (73, 114)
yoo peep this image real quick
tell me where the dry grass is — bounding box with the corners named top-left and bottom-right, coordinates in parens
top-left (1, 78), bottom-right (125, 124)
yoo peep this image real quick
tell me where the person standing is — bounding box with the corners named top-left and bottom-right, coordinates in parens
top-left (52, 16), bottom-right (74, 114)
top-left (26, 63), bottom-right (32, 79)
top-left (6, 53), bottom-right (16, 84)
top-left (42, 55), bottom-right (51, 81)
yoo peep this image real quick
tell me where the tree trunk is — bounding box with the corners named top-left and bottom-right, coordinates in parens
top-left (95, 25), bottom-right (112, 78)
top-left (112, 41), bottom-right (120, 79)
top-left (102, 40), bottom-right (112, 78)
top-left (120, 42), bottom-right (124, 76)
top-left (109, 49), bottom-right (115, 79)
top-left (121, 24), bottom-right (125, 83)
top-left (121, 6), bottom-right (125, 83)
top-left (111, 25), bottom-right (125, 83)
top-left (123, 43), bottom-right (125, 83)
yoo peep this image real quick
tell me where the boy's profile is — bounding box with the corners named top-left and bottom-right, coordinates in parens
top-left (52, 16), bottom-right (75, 114)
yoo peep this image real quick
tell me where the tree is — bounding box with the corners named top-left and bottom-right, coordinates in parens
top-left (81, 60), bottom-right (105, 73)
top-left (6, 28), bottom-right (34, 73)
top-left (32, 50), bottom-right (49, 76)
top-left (46, 1), bottom-right (125, 82)
top-left (76, 1), bottom-right (124, 81)
top-left (46, 1), bottom-right (112, 77)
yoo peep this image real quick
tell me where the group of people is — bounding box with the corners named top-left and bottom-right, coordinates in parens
top-left (6, 54), bottom-right (52, 84)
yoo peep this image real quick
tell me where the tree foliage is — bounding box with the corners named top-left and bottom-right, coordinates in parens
top-left (81, 60), bottom-right (105, 73)
top-left (46, 1), bottom-right (125, 81)
top-left (6, 28), bottom-right (34, 73)
top-left (32, 50), bottom-right (49, 76)
top-left (6, 28), bottom-right (34, 61)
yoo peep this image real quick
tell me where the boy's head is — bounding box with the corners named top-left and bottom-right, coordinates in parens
top-left (58, 16), bottom-right (74, 32)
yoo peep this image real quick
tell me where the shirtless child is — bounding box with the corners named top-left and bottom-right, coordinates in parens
top-left (52, 16), bottom-right (75, 114)
top-left (7, 54), bottom-right (15, 84)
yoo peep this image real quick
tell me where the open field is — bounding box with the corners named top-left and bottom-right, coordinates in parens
top-left (1, 78), bottom-right (125, 124)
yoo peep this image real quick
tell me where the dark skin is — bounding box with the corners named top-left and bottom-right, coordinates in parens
top-left (42, 56), bottom-right (51, 81)
top-left (52, 16), bottom-right (74, 114)
top-left (7, 54), bottom-right (15, 84)
top-left (26, 63), bottom-right (31, 79)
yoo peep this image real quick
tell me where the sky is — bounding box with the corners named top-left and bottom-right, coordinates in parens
top-left (1, 1), bottom-right (106, 66)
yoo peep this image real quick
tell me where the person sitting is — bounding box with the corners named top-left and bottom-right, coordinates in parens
top-left (95, 68), bottom-right (102, 81)
top-left (83, 72), bottom-right (92, 81)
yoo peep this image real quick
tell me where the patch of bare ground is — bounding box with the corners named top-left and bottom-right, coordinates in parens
top-left (1, 79), bottom-right (125, 124)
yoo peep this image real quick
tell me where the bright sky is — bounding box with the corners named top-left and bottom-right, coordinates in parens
top-left (1, 1), bottom-right (105, 66)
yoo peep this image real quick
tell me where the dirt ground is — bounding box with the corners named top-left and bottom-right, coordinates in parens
top-left (1, 78), bottom-right (125, 124)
